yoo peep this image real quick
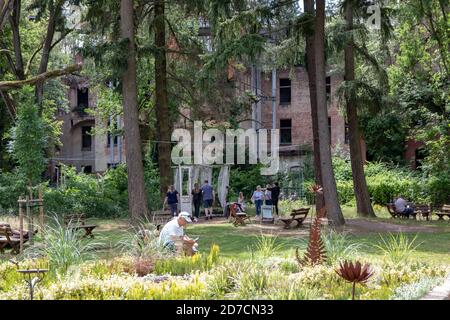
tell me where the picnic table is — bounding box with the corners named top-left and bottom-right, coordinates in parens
top-left (64, 214), bottom-right (97, 238)
top-left (280, 208), bottom-right (310, 229)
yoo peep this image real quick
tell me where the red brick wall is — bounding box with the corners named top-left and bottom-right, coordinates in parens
top-left (259, 67), bottom-right (348, 154)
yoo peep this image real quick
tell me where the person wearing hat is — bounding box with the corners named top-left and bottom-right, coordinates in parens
top-left (158, 212), bottom-right (198, 254)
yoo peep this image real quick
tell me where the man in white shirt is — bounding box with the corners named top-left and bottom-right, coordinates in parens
top-left (158, 212), bottom-right (197, 254)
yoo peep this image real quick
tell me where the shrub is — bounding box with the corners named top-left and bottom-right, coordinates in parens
top-left (0, 274), bottom-right (207, 300)
top-left (252, 234), bottom-right (284, 259)
top-left (264, 276), bottom-right (322, 300)
top-left (374, 233), bottom-right (421, 265)
top-left (154, 244), bottom-right (220, 276)
top-left (321, 231), bottom-right (363, 265)
top-left (324, 157), bottom-right (447, 205)
top-left (206, 260), bottom-right (254, 299)
top-left (25, 215), bottom-right (103, 274)
top-left (278, 200), bottom-right (309, 216)
top-left (118, 219), bottom-right (169, 261)
top-left (0, 170), bottom-right (27, 214)
top-left (44, 166), bottom-right (128, 217)
top-left (377, 261), bottom-right (448, 287)
top-left (235, 267), bottom-right (271, 299)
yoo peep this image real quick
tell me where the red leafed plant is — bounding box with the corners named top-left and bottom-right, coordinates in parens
top-left (133, 258), bottom-right (155, 277)
top-left (296, 206), bottom-right (328, 266)
top-left (335, 260), bottom-right (374, 300)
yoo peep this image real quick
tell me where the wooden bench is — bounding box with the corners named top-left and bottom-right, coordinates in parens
top-left (0, 226), bottom-right (22, 254)
top-left (151, 210), bottom-right (174, 229)
top-left (64, 214), bottom-right (97, 238)
top-left (435, 204), bottom-right (450, 221)
top-left (387, 203), bottom-right (401, 219)
top-left (415, 204), bottom-right (431, 221)
top-left (280, 208), bottom-right (310, 229)
top-left (386, 203), bottom-right (417, 219)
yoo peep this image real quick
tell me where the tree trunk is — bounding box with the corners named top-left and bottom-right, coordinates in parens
top-left (120, 0), bottom-right (150, 223)
top-left (304, 0), bottom-right (324, 212)
top-left (9, 0), bottom-right (24, 80)
top-left (314, 0), bottom-right (345, 227)
top-left (344, 0), bottom-right (375, 218)
top-left (35, 1), bottom-right (61, 111)
top-left (154, 0), bottom-right (173, 198)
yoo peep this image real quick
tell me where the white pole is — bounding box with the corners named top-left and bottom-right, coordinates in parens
top-left (251, 65), bottom-right (257, 130)
top-left (109, 82), bottom-right (115, 167)
top-left (117, 115), bottom-right (122, 163)
top-left (109, 115), bottom-right (114, 166)
top-left (272, 68), bottom-right (277, 130)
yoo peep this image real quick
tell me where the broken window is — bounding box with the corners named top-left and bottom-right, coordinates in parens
top-left (326, 76), bottom-right (331, 100)
top-left (280, 119), bottom-right (292, 145)
top-left (77, 88), bottom-right (89, 114)
top-left (82, 126), bottom-right (92, 151)
top-left (279, 78), bottom-right (291, 105)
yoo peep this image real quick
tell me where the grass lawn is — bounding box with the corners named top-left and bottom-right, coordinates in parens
top-left (2, 206), bottom-right (449, 264)
top-left (87, 205), bottom-right (450, 265)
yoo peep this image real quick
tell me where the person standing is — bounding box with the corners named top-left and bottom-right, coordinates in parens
top-left (269, 182), bottom-right (281, 216)
top-left (163, 185), bottom-right (180, 217)
top-left (201, 180), bottom-right (215, 220)
top-left (264, 184), bottom-right (272, 206)
top-left (251, 185), bottom-right (265, 218)
top-left (192, 183), bottom-right (202, 222)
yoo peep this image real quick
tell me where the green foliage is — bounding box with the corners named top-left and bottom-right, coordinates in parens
top-left (118, 219), bottom-right (168, 260)
top-left (252, 234), bottom-right (284, 259)
top-left (374, 233), bottom-right (421, 265)
top-left (144, 161), bottom-right (164, 211)
top-left (8, 87), bottom-right (47, 185)
top-left (206, 260), bottom-right (251, 299)
top-left (327, 157), bottom-right (447, 205)
top-left (229, 164), bottom-right (268, 199)
top-left (25, 215), bottom-right (102, 274)
top-left (278, 200), bottom-right (309, 216)
top-left (154, 244), bottom-right (220, 276)
top-left (0, 170), bottom-right (28, 214)
top-left (44, 165), bottom-right (128, 217)
top-left (235, 267), bottom-right (271, 299)
top-left (321, 231), bottom-right (363, 265)
top-left (361, 112), bottom-right (410, 164)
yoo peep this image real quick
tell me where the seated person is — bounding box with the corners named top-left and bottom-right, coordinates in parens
top-left (158, 212), bottom-right (198, 255)
top-left (395, 195), bottom-right (414, 218)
